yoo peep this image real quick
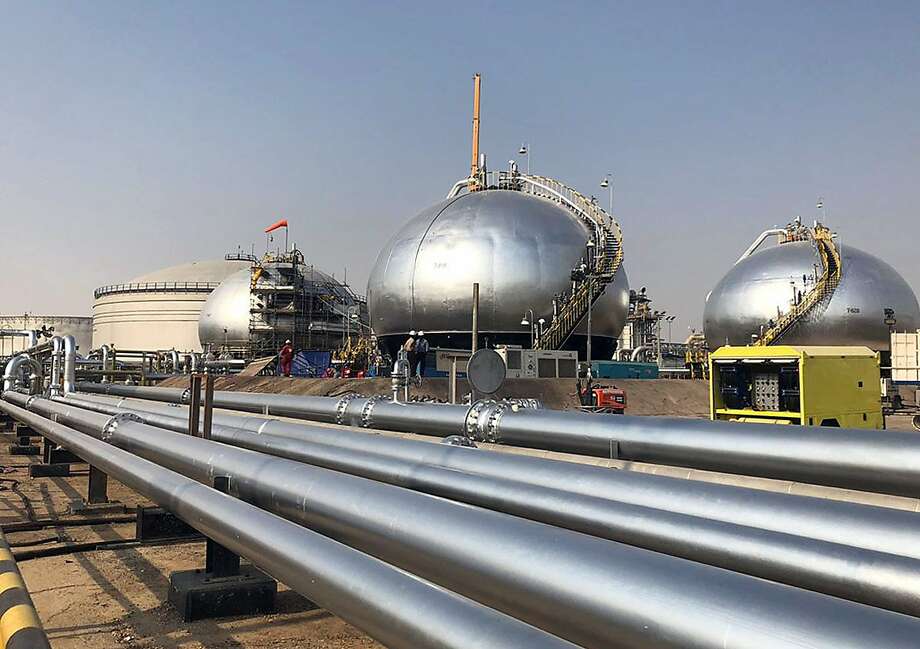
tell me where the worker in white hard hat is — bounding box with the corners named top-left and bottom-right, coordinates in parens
top-left (415, 331), bottom-right (429, 377)
top-left (279, 339), bottom-right (294, 377)
top-left (402, 331), bottom-right (418, 376)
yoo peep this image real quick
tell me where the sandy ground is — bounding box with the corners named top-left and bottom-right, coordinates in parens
top-left (0, 432), bottom-right (381, 649)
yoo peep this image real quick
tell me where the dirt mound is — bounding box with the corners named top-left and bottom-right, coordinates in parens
top-left (158, 375), bottom-right (710, 416)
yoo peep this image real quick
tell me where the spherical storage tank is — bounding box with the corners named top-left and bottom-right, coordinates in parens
top-left (704, 239), bottom-right (919, 350)
top-left (93, 259), bottom-right (251, 352)
top-left (198, 262), bottom-right (362, 353)
top-left (367, 190), bottom-right (630, 358)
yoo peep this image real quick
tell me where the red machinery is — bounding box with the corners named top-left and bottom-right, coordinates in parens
top-left (578, 382), bottom-right (627, 414)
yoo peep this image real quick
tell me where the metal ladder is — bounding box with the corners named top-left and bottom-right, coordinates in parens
top-left (446, 171), bottom-right (625, 351)
top-left (755, 226), bottom-right (842, 346)
top-left (523, 176), bottom-right (624, 350)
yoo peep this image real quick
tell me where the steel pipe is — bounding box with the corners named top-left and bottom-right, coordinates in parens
top-left (74, 383), bottom-right (920, 499)
top-left (0, 329), bottom-right (40, 349)
top-left (54, 393), bottom-right (920, 617)
top-left (62, 335), bottom-right (76, 394)
top-left (14, 394), bottom-right (920, 649)
top-left (0, 399), bottom-right (576, 649)
top-left (50, 336), bottom-right (64, 395)
top-left (735, 227), bottom-right (788, 263)
top-left (3, 355), bottom-right (41, 393)
top-left (68, 392), bottom-right (920, 561)
top-left (630, 345), bottom-right (652, 362)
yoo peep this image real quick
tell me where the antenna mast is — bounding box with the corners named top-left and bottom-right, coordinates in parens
top-left (469, 73), bottom-right (482, 191)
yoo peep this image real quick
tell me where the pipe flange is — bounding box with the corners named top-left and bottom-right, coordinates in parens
top-left (484, 402), bottom-right (510, 444)
top-left (334, 393), bottom-right (362, 426)
top-left (180, 388), bottom-right (191, 405)
top-left (464, 399), bottom-right (497, 441)
top-left (24, 396), bottom-right (38, 410)
top-left (360, 395), bottom-right (386, 428)
top-left (442, 435), bottom-right (477, 448)
top-left (503, 398), bottom-right (544, 411)
top-left (101, 412), bottom-right (143, 441)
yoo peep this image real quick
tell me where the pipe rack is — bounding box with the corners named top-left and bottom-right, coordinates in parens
top-left (53, 393), bottom-right (920, 617)
top-left (0, 399), bottom-right (576, 649)
top-left (10, 393), bottom-right (920, 649)
top-left (75, 383), bottom-right (920, 498)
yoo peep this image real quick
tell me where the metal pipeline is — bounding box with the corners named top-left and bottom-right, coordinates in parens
top-left (3, 355), bottom-right (42, 393)
top-left (630, 345), bottom-right (652, 362)
top-left (0, 329), bottom-right (41, 349)
top-left (75, 383), bottom-right (920, 499)
top-left (14, 394), bottom-right (920, 649)
top-left (49, 336), bottom-right (64, 395)
top-left (735, 228), bottom-right (787, 263)
top-left (54, 393), bottom-right (920, 617)
top-left (68, 392), bottom-right (920, 561)
top-left (0, 399), bottom-right (577, 649)
top-left (202, 359), bottom-right (247, 370)
top-left (169, 350), bottom-right (180, 373)
top-left (62, 335), bottom-right (76, 394)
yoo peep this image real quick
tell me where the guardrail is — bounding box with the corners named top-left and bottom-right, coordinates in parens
top-left (94, 282), bottom-right (222, 300)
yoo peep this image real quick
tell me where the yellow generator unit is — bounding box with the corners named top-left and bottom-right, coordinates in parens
top-left (709, 345), bottom-right (883, 429)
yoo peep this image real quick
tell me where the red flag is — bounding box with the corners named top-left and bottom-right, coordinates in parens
top-left (264, 219), bottom-right (288, 233)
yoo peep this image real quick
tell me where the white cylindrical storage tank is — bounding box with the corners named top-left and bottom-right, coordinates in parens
top-left (0, 315), bottom-right (93, 356)
top-left (93, 259), bottom-right (251, 352)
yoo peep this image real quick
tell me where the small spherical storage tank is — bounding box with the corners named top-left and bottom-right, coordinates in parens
top-left (197, 265), bottom-right (357, 347)
top-left (367, 189), bottom-right (629, 358)
top-left (93, 259), bottom-right (251, 352)
top-left (704, 240), bottom-right (920, 350)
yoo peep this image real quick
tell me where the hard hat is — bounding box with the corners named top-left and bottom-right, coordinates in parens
top-left (418, 331), bottom-right (425, 336)
top-left (409, 330), bottom-right (417, 336)
top-left (285, 339), bottom-right (291, 344)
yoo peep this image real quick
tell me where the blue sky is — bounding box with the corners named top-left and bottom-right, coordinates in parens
top-left (1, 1), bottom-right (918, 337)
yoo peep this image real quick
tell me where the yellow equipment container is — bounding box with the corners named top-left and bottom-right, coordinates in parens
top-left (709, 345), bottom-right (883, 428)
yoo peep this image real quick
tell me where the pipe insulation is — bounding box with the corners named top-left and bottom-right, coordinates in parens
top-left (3, 355), bottom-right (42, 393)
top-left (54, 393), bottom-right (920, 617)
top-left (69, 391), bottom-right (920, 562)
top-left (0, 400), bottom-right (579, 649)
top-left (74, 383), bottom-right (920, 499)
top-left (12, 394), bottom-right (920, 649)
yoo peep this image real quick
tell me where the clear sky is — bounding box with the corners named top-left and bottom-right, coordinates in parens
top-left (1, 1), bottom-right (918, 339)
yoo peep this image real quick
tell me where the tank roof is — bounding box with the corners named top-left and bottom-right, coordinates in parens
top-left (129, 259), bottom-right (251, 284)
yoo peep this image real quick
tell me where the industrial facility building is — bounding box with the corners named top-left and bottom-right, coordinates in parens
top-left (0, 314), bottom-right (93, 356)
top-left (92, 259), bottom-right (251, 352)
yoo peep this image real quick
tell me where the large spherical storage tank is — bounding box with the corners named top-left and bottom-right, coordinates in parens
top-left (93, 259), bottom-right (251, 352)
top-left (367, 190), bottom-right (630, 359)
top-left (198, 265), bottom-right (359, 348)
top-left (0, 315), bottom-right (93, 356)
top-left (704, 240), bottom-right (920, 350)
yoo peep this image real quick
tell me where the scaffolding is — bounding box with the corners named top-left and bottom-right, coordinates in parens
top-left (225, 251), bottom-right (367, 359)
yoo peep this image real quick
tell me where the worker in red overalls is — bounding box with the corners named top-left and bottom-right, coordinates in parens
top-left (279, 339), bottom-right (294, 377)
